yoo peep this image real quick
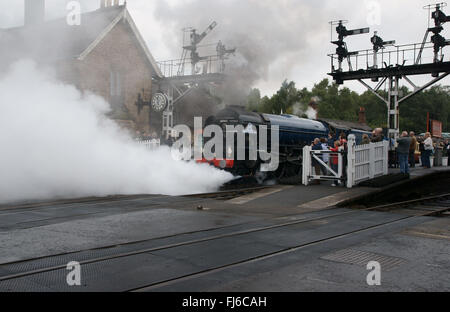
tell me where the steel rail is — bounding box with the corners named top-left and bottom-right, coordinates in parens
top-left (0, 186), bottom-right (269, 213)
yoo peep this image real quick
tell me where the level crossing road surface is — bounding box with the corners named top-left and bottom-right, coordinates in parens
top-left (0, 169), bottom-right (448, 291)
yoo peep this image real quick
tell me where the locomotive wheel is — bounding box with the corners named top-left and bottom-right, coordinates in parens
top-left (254, 170), bottom-right (268, 185)
top-left (277, 162), bottom-right (303, 185)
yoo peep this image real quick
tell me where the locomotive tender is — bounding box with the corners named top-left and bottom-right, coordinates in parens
top-left (200, 105), bottom-right (371, 181)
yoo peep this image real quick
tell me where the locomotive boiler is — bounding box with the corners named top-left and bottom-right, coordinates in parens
top-left (199, 105), bottom-right (371, 183)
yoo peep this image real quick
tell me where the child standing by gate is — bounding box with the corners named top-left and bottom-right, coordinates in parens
top-left (330, 140), bottom-right (341, 187)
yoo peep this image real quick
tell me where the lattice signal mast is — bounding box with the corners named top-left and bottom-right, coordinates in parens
top-left (328, 3), bottom-right (450, 141)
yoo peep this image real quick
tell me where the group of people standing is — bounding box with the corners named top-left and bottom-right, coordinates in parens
top-left (310, 128), bottom-right (441, 185)
top-left (396, 131), bottom-right (448, 174)
top-left (311, 133), bottom-right (348, 186)
top-left (417, 133), bottom-right (450, 169)
top-left (310, 128), bottom-right (391, 186)
top-left (395, 131), bottom-right (419, 174)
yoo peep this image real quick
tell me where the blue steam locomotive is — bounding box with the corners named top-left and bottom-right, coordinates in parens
top-left (201, 105), bottom-right (371, 181)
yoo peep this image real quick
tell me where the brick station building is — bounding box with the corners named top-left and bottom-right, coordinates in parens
top-left (0, 0), bottom-right (162, 133)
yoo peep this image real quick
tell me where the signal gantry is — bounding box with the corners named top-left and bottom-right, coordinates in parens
top-left (328, 3), bottom-right (450, 140)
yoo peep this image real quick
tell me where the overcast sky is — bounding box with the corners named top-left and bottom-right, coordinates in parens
top-left (0, 0), bottom-right (449, 96)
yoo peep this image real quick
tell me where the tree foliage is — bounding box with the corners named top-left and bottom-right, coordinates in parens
top-left (246, 79), bottom-right (450, 133)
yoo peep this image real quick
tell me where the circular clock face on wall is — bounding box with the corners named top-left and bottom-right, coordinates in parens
top-left (151, 93), bottom-right (167, 112)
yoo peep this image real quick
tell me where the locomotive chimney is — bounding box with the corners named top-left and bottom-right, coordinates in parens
top-left (24, 0), bottom-right (45, 26)
top-left (308, 100), bottom-right (319, 120)
top-left (358, 107), bottom-right (366, 124)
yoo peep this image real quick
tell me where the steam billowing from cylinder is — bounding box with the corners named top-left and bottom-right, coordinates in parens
top-left (0, 60), bottom-right (232, 204)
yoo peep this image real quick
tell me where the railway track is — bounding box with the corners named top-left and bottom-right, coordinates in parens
top-left (0, 186), bottom-right (270, 231)
top-left (0, 194), bottom-right (164, 212)
top-left (0, 185), bottom-right (268, 213)
top-left (362, 193), bottom-right (450, 217)
top-left (0, 192), bottom-right (448, 291)
top-left (183, 186), bottom-right (270, 200)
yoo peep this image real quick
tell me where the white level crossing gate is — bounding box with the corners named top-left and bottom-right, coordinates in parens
top-left (302, 146), bottom-right (345, 185)
top-left (303, 134), bottom-right (389, 188)
top-left (347, 135), bottom-right (389, 187)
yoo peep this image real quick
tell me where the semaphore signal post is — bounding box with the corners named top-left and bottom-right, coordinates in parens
top-left (135, 22), bottom-right (235, 139)
top-left (328, 3), bottom-right (450, 142)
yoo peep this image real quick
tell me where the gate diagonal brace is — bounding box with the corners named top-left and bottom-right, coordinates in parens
top-left (309, 150), bottom-right (346, 184)
top-left (310, 152), bottom-right (340, 178)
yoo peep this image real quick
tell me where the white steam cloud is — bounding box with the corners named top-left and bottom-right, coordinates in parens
top-left (0, 60), bottom-right (232, 204)
top-left (292, 102), bottom-right (318, 120)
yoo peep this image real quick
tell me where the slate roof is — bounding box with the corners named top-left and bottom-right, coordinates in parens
top-left (0, 5), bottom-right (162, 77)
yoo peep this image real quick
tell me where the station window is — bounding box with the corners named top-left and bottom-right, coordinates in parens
top-left (110, 69), bottom-right (124, 109)
top-left (110, 70), bottom-right (122, 97)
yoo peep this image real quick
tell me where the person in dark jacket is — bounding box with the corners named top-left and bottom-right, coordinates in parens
top-left (327, 133), bottom-right (334, 146)
top-left (339, 132), bottom-right (347, 146)
top-left (446, 140), bottom-right (450, 158)
top-left (418, 138), bottom-right (425, 166)
top-left (397, 131), bottom-right (412, 174)
top-left (409, 131), bottom-right (417, 168)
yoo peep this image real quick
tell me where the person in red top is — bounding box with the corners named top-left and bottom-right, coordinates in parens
top-left (330, 140), bottom-right (341, 186)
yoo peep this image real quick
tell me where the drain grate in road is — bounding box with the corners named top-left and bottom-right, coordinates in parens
top-left (321, 248), bottom-right (407, 271)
